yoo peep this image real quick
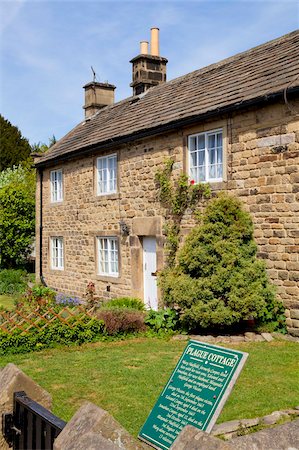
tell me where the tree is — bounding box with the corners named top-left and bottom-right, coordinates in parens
top-left (31, 135), bottom-right (57, 154)
top-left (159, 193), bottom-right (284, 331)
top-left (0, 164), bottom-right (35, 268)
top-left (0, 115), bottom-right (32, 171)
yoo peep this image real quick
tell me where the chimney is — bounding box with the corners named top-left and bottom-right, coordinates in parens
top-left (140, 41), bottom-right (149, 54)
top-left (130, 28), bottom-right (168, 96)
top-left (150, 27), bottom-right (159, 56)
top-left (83, 82), bottom-right (116, 119)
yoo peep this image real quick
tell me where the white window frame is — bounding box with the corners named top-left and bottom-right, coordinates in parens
top-left (188, 129), bottom-right (223, 183)
top-left (50, 169), bottom-right (63, 202)
top-left (96, 154), bottom-right (117, 195)
top-left (50, 237), bottom-right (64, 270)
top-left (97, 237), bottom-right (119, 277)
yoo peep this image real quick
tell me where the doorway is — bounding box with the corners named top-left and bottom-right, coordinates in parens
top-left (143, 237), bottom-right (158, 310)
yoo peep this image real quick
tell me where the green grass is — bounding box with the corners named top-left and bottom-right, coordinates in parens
top-left (0, 294), bottom-right (16, 310)
top-left (0, 338), bottom-right (298, 437)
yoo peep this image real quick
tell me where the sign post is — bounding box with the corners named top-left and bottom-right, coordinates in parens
top-left (139, 339), bottom-right (248, 450)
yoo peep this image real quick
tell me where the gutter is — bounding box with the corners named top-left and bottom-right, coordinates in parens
top-left (38, 168), bottom-right (47, 286)
top-left (35, 87), bottom-right (299, 168)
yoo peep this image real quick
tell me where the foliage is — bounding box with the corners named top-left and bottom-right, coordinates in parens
top-left (0, 164), bottom-right (35, 268)
top-left (145, 308), bottom-right (179, 332)
top-left (103, 297), bottom-right (145, 311)
top-left (31, 135), bottom-right (57, 154)
top-left (14, 284), bottom-right (57, 312)
top-left (159, 193), bottom-right (284, 331)
top-left (97, 308), bottom-right (146, 335)
top-left (155, 159), bottom-right (211, 266)
top-left (55, 293), bottom-right (82, 306)
top-left (0, 269), bottom-right (31, 294)
top-left (0, 115), bottom-right (32, 171)
top-left (0, 316), bottom-right (105, 355)
top-left (84, 281), bottom-right (100, 307)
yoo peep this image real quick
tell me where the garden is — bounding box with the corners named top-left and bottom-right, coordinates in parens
top-left (0, 337), bottom-right (298, 437)
top-left (1, 172), bottom-right (297, 438)
top-left (0, 193), bottom-right (289, 356)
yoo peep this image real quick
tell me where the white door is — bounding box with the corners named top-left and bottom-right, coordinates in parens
top-left (143, 237), bottom-right (158, 310)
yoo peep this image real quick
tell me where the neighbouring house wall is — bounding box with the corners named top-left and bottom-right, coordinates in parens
top-left (36, 98), bottom-right (299, 331)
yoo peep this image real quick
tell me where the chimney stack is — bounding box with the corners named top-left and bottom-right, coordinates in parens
top-left (130, 28), bottom-right (168, 96)
top-left (83, 82), bottom-right (116, 119)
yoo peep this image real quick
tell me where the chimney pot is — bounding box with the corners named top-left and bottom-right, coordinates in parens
top-left (140, 41), bottom-right (149, 54)
top-left (150, 27), bottom-right (159, 56)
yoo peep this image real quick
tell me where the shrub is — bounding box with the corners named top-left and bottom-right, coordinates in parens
top-left (97, 308), bottom-right (146, 335)
top-left (0, 317), bottom-right (105, 355)
top-left (145, 308), bottom-right (179, 332)
top-left (103, 297), bottom-right (145, 311)
top-left (16, 284), bottom-right (56, 311)
top-left (159, 193), bottom-right (284, 331)
top-left (0, 269), bottom-right (30, 294)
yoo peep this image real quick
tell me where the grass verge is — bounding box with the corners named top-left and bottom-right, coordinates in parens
top-left (0, 337), bottom-right (298, 437)
top-left (0, 294), bottom-right (16, 310)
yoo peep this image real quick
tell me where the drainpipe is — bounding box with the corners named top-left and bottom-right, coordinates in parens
top-left (38, 168), bottom-right (47, 286)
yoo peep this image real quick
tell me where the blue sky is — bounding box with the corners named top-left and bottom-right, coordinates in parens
top-left (0, 0), bottom-right (298, 145)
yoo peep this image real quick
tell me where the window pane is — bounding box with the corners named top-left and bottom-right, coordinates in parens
top-left (217, 133), bottom-right (222, 147)
top-left (189, 136), bottom-right (196, 151)
top-left (190, 152), bottom-right (197, 167)
top-left (209, 165), bottom-right (216, 179)
top-left (209, 148), bottom-right (216, 165)
top-left (198, 150), bottom-right (205, 166)
top-left (217, 148), bottom-right (223, 163)
top-left (198, 167), bottom-right (205, 182)
top-left (198, 135), bottom-right (205, 149)
top-left (217, 164), bottom-right (223, 179)
top-left (208, 134), bottom-right (215, 149)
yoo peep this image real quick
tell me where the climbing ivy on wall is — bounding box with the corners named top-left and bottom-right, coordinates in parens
top-left (155, 159), bottom-right (211, 266)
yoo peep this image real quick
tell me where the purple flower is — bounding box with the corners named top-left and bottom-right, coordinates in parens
top-left (55, 293), bottom-right (82, 306)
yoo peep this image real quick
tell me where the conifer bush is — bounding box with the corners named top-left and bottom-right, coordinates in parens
top-left (159, 193), bottom-right (284, 331)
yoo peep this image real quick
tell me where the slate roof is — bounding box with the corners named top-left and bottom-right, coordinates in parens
top-left (36, 30), bottom-right (299, 167)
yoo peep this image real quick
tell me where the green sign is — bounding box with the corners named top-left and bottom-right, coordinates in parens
top-left (139, 339), bottom-right (248, 450)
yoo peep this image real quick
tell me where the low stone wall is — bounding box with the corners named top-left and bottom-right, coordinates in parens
top-left (173, 331), bottom-right (299, 343)
top-left (212, 407), bottom-right (299, 440)
top-left (171, 420), bottom-right (299, 450)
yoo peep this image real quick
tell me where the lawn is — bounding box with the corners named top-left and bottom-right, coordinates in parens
top-left (0, 294), bottom-right (16, 310)
top-left (0, 337), bottom-right (298, 437)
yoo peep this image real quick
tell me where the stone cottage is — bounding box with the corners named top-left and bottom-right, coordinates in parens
top-left (35, 29), bottom-right (299, 334)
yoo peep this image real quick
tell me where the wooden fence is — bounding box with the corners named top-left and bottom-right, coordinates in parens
top-left (0, 305), bottom-right (96, 334)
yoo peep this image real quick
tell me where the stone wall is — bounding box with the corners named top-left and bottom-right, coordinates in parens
top-left (36, 97), bottom-right (299, 331)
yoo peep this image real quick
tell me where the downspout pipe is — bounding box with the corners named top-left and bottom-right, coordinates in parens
top-left (38, 168), bottom-right (47, 286)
